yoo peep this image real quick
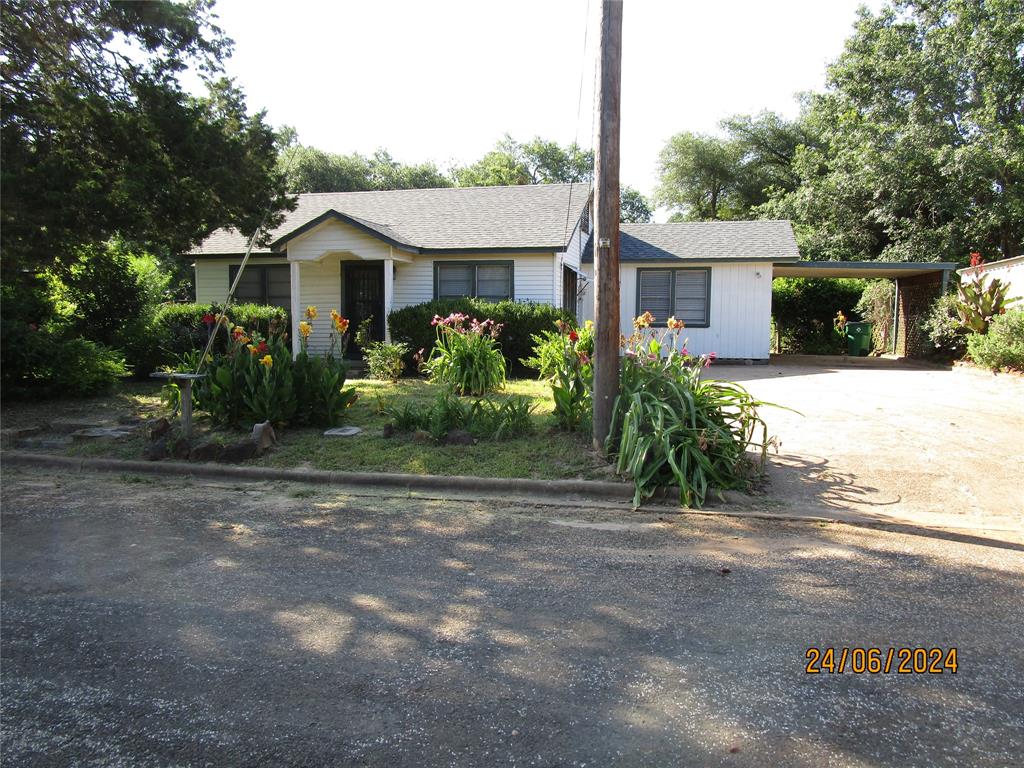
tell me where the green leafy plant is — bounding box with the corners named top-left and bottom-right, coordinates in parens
top-left (606, 313), bottom-right (776, 508)
top-left (388, 298), bottom-right (574, 373)
top-left (967, 310), bottom-right (1024, 372)
top-left (192, 306), bottom-right (356, 428)
top-left (355, 316), bottom-right (409, 382)
top-left (771, 277), bottom-right (867, 354)
top-left (922, 293), bottom-right (967, 359)
top-left (0, 324), bottom-right (128, 399)
top-left (957, 270), bottom-right (1018, 334)
top-left (382, 389), bottom-right (534, 442)
top-left (526, 320), bottom-right (594, 431)
top-left (424, 313), bottom-right (506, 395)
top-left (854, 280), bottom-right (895, 353)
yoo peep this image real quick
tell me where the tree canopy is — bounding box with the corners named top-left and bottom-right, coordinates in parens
top-left (655, 0), bottom-right (1024, 265)
top-left (0, 0), bottom-right (292, 276)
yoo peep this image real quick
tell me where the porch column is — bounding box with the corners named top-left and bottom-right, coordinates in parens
top-left (383, 251), bottom-right (394, 342)
top-left (290, 260), bottom-right (301, 360)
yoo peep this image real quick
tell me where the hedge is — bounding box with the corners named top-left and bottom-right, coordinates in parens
top-left (772, 277), bottom-right (868, 354)
top-left (388, 299), bottom-right (575, 374)
top-left (967, 309), bottom-right (1024, 371)
top-left (151, 303), bottom-right (289, 368)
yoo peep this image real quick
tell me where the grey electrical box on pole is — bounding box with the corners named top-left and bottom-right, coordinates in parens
top-left (591, 0), bottom-right (623, 451)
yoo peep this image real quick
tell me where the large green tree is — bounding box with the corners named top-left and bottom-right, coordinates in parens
top-left (0, 0), bottom-right (291, 279)
top-left (761, 0), bottom-right (1024, 263)
top-left (454, 135), bottom-right (593, 187)
top-left (279, 130), bottom-right (452, 193)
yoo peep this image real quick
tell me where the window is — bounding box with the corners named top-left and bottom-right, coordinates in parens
top-left (636, 268), bottom-right (710, 327)
top-left (434, 261), bottom-right (513, 301)
top-left (229, 265), bottom-right (291, 310)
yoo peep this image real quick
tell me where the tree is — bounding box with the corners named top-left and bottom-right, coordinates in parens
top-left (0, 0), bottom-right (292, 278)
top-left (620, 185), bottom-right (653, 223)
top-left (655, 133), bottom-right (743, 220)
top-left (454, 135), bottom-right (593, 187)
top-left (761, 0), bottom-right (1024, 264)
top-left (279, 135), bottom-right (452, 193)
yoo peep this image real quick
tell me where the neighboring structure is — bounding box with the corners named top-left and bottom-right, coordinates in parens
top-left (579, 221), bottom-right (800, 360)
top-left (191, 184), bottom-right (590, 355)
top-left (957, 255), bottom-right (1024, 303)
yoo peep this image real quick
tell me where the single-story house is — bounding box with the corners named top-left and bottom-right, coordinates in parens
top-left (192, 184), bottom-right (804, 361)
top-left (191, 183), bottom-right (590, 356)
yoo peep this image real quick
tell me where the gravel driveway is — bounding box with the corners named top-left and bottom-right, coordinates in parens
top-left (2, 468), bottom-right (1022, 767)
top-left (713, 362), bottom-right (1024, 538)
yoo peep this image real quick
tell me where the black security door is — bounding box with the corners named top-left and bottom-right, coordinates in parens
top-left (342, 261), bottom-right (384, 357)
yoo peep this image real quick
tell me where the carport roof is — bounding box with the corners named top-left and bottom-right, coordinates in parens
top-left (772, 260), bottom-right (957, 279)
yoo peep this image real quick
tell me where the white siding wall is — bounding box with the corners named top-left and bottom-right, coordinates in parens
top-left (295, 256), bottom-right (345, 356)
top-left (287, 219), bottom-right (393, 262)
top-left (193, 257), bottom-right (289, 304)
top-left (392, 253), bottom-right (557, 309)
top-left (579, 261), bottom-right (774, 360)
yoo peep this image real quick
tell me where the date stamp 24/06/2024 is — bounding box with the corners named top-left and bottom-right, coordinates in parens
top-left (805, 647), bottom-right (958, 674)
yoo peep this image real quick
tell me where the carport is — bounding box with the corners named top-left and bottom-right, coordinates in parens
top-left (772, 260), bottom-right (958, 357)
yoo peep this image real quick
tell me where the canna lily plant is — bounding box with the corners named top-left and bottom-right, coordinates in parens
top-left (606, 314), bottom-right (775, 508)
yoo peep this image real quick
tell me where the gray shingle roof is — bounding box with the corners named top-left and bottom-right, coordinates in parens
top-left (191, 183), bottom-right (590, 256)
top-left (581, 221), bottom-right (800, 263)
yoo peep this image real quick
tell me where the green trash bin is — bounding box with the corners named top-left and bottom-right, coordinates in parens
top-left (846, 321), bottom-right (873, 357)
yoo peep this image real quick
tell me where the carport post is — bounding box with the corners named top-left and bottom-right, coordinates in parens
top-left (891, 278), bottom-right (900, 355)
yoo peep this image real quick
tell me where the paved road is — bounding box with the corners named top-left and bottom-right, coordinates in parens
top-left (2, 468), bottom-right (1022, 767)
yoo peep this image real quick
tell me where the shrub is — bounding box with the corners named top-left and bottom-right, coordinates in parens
top-left (772, 277), bottom-right (867, 354)
top-left (354, 317), bottom-right (408, 382)
top-left (606, 316), bottom-right (773, 508)
top-left (423, 313), bottom-right (506, 395)
top-left (923, 293), bottom-right (967, 359)
top-left (967, 310), bottom-right (1024, 372)
top-left (152, 302), bottom-right (289, 365)
top-left (525, 320), bottom-right (594, 431)
top-left (388, 298), bottom-right (574, 373)
top-left (383, 390), bottom-right (535, 442)
top-left (0, 322), bottom-right (128, 399)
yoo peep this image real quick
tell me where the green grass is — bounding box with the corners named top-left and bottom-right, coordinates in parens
top-left (10, 376), bottom-right (617, 482)
top-left (260, 377), bottom-right (615, 481)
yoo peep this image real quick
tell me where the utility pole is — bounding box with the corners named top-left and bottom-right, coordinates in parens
top-left (592, 0), bottom-right (622, 452)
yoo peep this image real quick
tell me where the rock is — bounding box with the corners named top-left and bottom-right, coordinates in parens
top-left (70, 426), bottom-right (136, 442)
top-left (219, 439), bottom-right (258, 463)
top-left (252, 421), bottom-right (277, 452)
top-left (382, 423), bottom-right (395, 439)
top-left (444, 429), bottom-right (476, 446)
top-left (143, 436), bottom-right (168, 461)
top-left (189, 440), bottom-right (224, 462)
top-left (149, 417), bottom-right (171, 440)
top-left (323, 426), bottom-right (361, 438)
top-left (117, 415), bottom-right (146, 426)
top-left (170, 437), bottom-right (191, 460)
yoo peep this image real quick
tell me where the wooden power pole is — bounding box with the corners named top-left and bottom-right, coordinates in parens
top-left (592, 0), bottom-right (623, 451)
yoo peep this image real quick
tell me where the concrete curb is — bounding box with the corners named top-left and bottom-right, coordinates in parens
top-left (2, 450), bottom-right (649, 502)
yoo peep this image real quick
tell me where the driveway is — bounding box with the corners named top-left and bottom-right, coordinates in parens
top-left (2, 468), bottom-right (1022, 767)
top-left (711, 362), bottom-right (1024, 539)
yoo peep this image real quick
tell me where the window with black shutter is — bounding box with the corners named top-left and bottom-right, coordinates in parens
top-left (635, 268), bottom-right (710, 327)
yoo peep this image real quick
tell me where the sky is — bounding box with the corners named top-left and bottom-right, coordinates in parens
top-left (209, 0), bottom-right (879, 207)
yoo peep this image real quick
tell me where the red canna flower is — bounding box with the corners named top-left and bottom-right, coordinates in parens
top-left (969, 252), bottom-right (983, 267)
top-left (202, 312), bottom-right (215, 325)
top-left (568, 330), bottom-right (579, 342)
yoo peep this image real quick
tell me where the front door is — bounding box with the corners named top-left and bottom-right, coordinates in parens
top-left (342, 261), bottom-right (385, 357)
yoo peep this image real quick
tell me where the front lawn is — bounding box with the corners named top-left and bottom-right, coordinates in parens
top-left (259, 378), bottom-right (614, 480)
top-left (7, 377), bottom-right (615, 482)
